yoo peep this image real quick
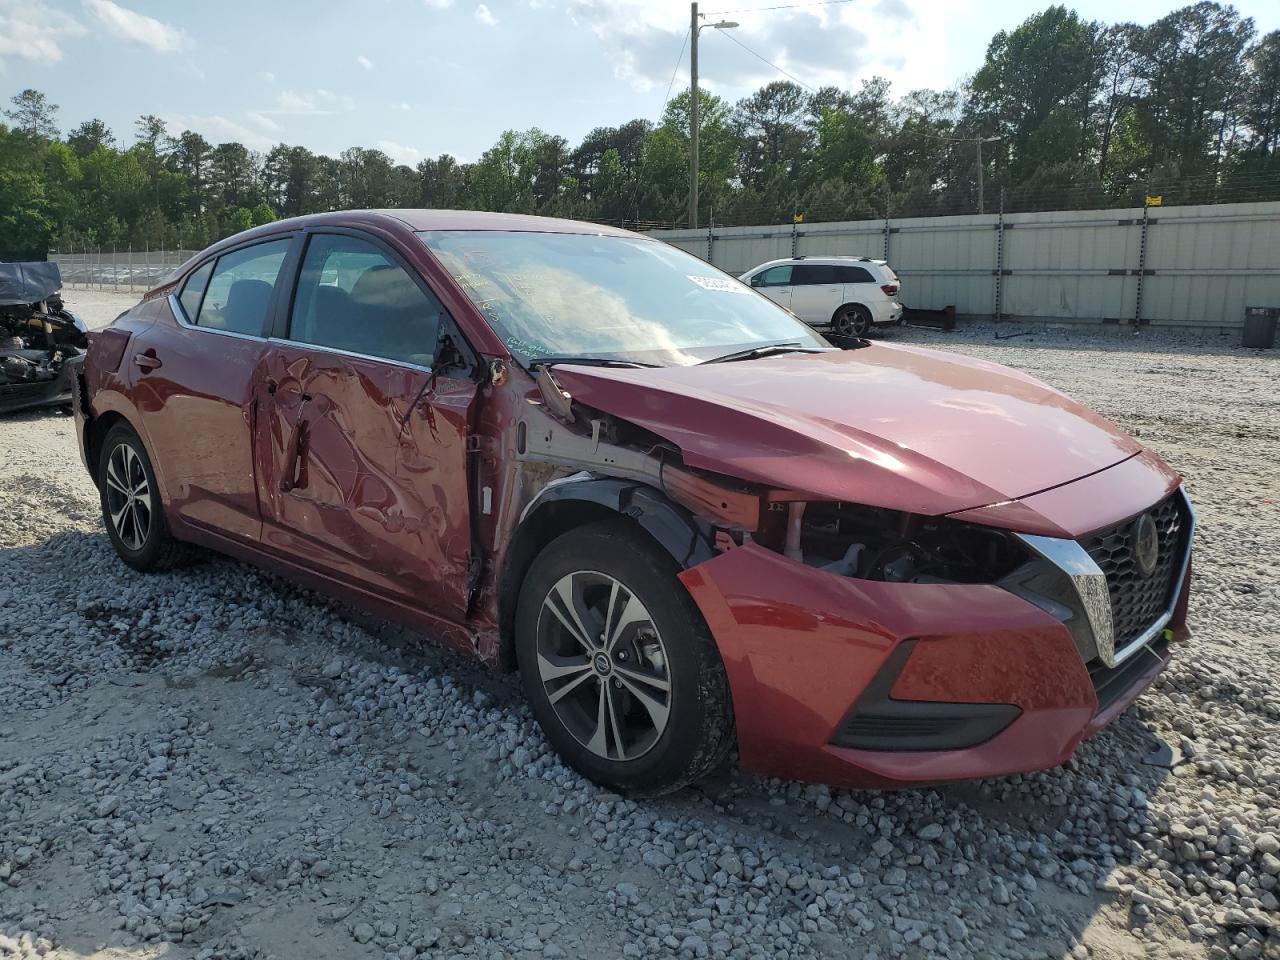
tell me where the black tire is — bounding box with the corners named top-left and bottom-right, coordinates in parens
top-left (833, 304), bottom-right (872, 338)
top-left (514, 520), bottom-right (735, 796)
top-left (98, 422), bottom-right (195, 572)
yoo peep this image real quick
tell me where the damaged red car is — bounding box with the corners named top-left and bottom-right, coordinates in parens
top-left (74, 211), bottom-right (1195, 794)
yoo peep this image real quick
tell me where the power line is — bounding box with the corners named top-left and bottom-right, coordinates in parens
top-left (705, 0), bottom-right (860, 15)
top-left (662, 27), bottom-right (692, 114)
top-left (713, 30), bottom-right (818, 93)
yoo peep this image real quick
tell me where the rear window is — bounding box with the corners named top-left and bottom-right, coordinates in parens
top-left (196, 239), bottom-right (291, 336)
top-left (834, 265), bottom-right (876, 284)
top-left (178, 261), bottom-right (213, 321)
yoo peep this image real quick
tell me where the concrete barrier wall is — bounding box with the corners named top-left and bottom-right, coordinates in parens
top-left (649, 201), bottom-right (1280, 329)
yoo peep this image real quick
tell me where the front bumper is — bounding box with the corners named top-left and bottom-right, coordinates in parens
top-left (679, 540), bottom-right (1188, 790)
top-left (0, 355), bottom-right (81, 416)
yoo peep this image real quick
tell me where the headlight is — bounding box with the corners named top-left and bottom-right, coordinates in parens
top-left (756, 500), bottom-right (1030, 584)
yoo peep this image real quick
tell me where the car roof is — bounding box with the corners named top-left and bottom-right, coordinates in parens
top-left (748, 256), bottom-right (889, 270)
top-left (233, 209), bottom-right (644, 240)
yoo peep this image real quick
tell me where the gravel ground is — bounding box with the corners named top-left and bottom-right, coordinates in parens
top-left (1, 292), bottom-right (1277, 960)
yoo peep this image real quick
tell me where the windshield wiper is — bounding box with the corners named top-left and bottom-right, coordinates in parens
top-left (700, 342), bottom-right (826, 364)
top-left (529, 356), bottom-right (659, 369)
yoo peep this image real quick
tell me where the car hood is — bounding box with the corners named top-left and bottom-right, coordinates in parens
top-left (550, 343), bottom-right (1144, 517)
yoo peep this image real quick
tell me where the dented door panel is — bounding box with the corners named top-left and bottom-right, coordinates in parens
top-left (253, 343), bottom-right (476, 622)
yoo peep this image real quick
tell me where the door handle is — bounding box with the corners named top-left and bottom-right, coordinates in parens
top-left (133, 351), bottom-right (162, 371)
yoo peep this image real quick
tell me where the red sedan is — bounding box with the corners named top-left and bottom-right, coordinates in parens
top-left (73, 211), bottom-right (1194, 795)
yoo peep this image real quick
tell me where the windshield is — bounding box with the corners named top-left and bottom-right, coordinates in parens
top-left (417, 230), bottom-right (829, 366)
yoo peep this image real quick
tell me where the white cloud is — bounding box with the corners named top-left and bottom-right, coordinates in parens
top-left (393, 101), bottom-right (412, 112)
top-left (423, 0), bottom-right (453, 7)
top-left (0, 0), bottom-right (85, 63)
top-left (475, 4), bottom-right (498, 26)
top-left (567, 0), bottom-right (932, 96)
top-left (356, 54), bottom-right (373, 70)
top-left (83, 0), bottom-right (186, 52)
top-left (376, 140), bottom-right (422, 165)
top-left (247, 111), bottom-right (282, 132)
top-left (264, 89), bottom-right (355, 116)
top-left (259, 70), bottom-right (275, 83)
top-left (163, 113), bottom-right (276, 151)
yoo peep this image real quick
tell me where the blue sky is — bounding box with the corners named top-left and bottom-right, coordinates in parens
top-left (2, 0), bottom-right (1277, 164)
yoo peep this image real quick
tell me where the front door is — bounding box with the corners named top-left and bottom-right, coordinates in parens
top-left (787, 264), bottom-right (842, 326)
top-left (253, 232), bottom-right (477, 622)
top-left (750, 264), bottom-right (794, 311)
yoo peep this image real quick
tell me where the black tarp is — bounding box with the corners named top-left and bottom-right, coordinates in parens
top-left (0, 262), bottom-right (63, 307)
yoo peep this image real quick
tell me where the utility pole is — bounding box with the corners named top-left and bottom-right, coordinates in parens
top-left (976, 137), bottom-right (985, 216)
top-left (687, 5), bottom-right (736, 231)
top-left (690, 1), bottom-right (699, 230)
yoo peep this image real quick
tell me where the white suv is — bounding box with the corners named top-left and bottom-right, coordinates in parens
top-left (739, 256), bottom-right (903, 337)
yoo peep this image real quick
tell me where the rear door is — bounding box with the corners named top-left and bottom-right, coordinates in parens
top-left (835, 264), bottom-right (880, 306)
top-left (747, 264), bottom-right (794, 311)
top-left (252, 230), bottom-right (478, 621)
top-left (788, 264), bottom-right (843, 325)
top-left (129, 235), bottom-right (297, 542)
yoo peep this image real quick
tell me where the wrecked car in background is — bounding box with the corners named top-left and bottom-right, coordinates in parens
top-left (1, 261), bottom-right (89, 415)
top-left (74, 211), bottom-right (1195, 795)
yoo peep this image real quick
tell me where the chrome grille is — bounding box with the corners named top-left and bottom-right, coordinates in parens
top-left (1079, 494), bottom-right (1186, 653)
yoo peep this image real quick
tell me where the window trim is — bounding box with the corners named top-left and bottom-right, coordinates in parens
top-left (272, 226), bottom-right (469, 375)
top-left (171, 233), bottom-right (299, 341)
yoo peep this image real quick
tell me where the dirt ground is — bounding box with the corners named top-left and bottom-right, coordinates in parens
top-left (1, 292), bottom-right (1277, 959)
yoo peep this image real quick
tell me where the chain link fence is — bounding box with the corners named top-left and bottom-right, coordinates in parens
top-left (49, 248), bottom-right (199, 293)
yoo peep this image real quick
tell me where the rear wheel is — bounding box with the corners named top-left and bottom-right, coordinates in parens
top-left (833, 304), bottom-right (872, 338)
top-left (98, 423), bottom-right (194, 571)
top-left (515, 521), bottom-right (735, 795)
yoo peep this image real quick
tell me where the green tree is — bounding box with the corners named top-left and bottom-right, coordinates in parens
top-left (1135, 2), bottom-right (1256, 174)
top-left (4, 89), bottom-right (60, 139)
top-left (970, 6), bottom-right (1102, 178)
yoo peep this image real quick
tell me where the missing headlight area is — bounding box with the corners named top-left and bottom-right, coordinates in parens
top-left (0, 262), bottom-right (89, 414)
top-left (760, 500), bottom-right (1030, 584)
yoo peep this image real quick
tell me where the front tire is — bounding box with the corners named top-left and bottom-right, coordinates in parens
top-left (514, 521), bottom-right (735, 795)
top-left (98, 423), bottom-right (193, 572)
top-left (833, 304), bottom-right (872, 338)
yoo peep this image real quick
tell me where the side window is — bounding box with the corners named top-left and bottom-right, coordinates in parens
top-left (290, 234), bottom-right (443, 368)
top-left (197, 239), bottom-right (291, 336)
top-left (178, 261), bottom-right (213, 322)
top-left (755, 265), bottom-right (793, 287)
top-left (793, 264), bottom-right (838, 285)
top-left (835, 266), bottom-right (875, 284)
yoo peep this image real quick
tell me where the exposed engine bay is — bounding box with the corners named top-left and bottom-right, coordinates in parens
top-left (0, 262), bottom-right (88, 413)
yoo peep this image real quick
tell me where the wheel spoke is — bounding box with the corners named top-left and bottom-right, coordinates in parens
top-left (110, 503), bottom-right (130, 540)
top-left (537, 651), bottom-right (592, 682)
top-left (548, 670), bottom-right (596, 705)
top-left (131, 502), bottom-right (148, 546)
top-left (605, 594), bottom-right (648, 654)
top-left (616, 671), bottom-right (670, 731)
top-left (604, 683), bottom-right (626, 761)
top-left (104, 470), bottom-right (129, 497)
top-left (585, 681), bottom-right (609, 757)
top-left (614, 661), bottom-right (670, 693)
top-left (546, 575), bottom-right (595, 652)
top-left (107, 451), bottom-right (126, 491)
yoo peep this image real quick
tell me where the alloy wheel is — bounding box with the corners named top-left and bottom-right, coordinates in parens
top-left (104, 441), bottom-right (152, 551)
top-left (836, 308), bottom-right (869, 337)
top-left (535, 570), bottom-right (672, 762)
